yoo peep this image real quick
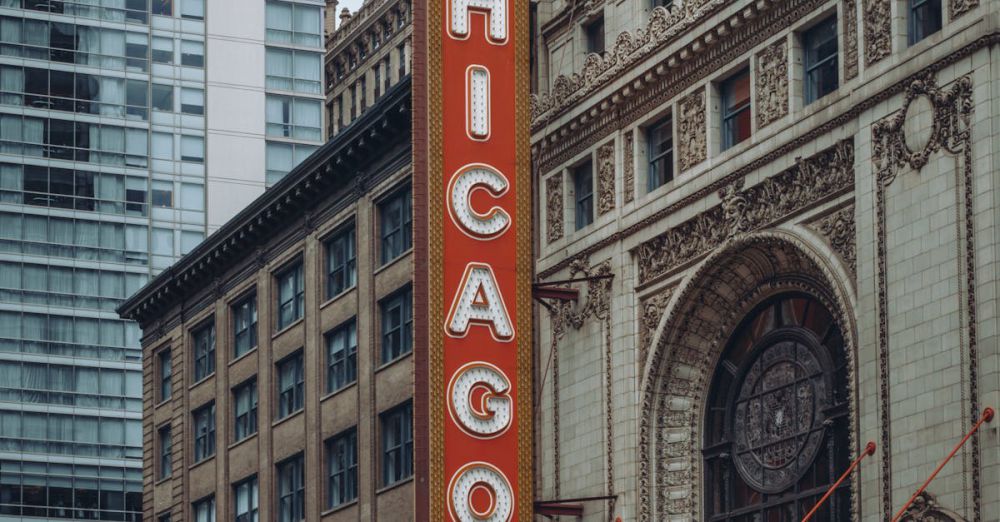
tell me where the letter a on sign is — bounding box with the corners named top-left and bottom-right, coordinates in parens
top-left (446, 263), bottom-right (514, 341)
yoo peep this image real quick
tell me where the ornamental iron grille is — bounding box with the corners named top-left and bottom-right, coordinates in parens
top-left (704, 294), bottom-right (850, 521)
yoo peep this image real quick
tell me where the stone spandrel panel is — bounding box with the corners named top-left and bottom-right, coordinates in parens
top-left (597, 141), bottom-right (616, 215)
top-left (677, 89), bottom-right (706, 173)
top-left (756, 38), bottom-right (788, 129)
top-left (546, 174), bottom-right (564, 243)
top-left (862, 0), bottom-right (890, 66)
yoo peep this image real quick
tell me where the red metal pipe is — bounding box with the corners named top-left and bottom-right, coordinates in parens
top-left (801, 441), bottom-right (876, 522)
top-left (890, 407), bottom-right (994, 522)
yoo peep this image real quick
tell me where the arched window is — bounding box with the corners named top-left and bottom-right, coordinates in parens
top-left (704, 293), bottom-right (850, 521)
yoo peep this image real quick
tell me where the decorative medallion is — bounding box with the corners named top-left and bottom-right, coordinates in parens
top-left (732, 336), bottom-right (829, 494)
top-left (756, 39), bottom-right (789, 129)
top-left (597, 141), bottom-right (616, 215)
top-left (898, 491), bottom-right (966, 521)
top-left (678, 89), bottom-right (707, 173)
top-left (546, 175), bottom-right (564, 243)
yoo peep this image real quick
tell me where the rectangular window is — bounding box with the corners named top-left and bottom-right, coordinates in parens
top-left (326, 226), bottom-right (356, 298)
top-left (181, 40), bottom-right (205, 68)
top-left (381, 402), bottom-right (413, 486)
top-left (266, 95), bottom-right (322, 141)
top-left (158, 349), bottom-right (172, 401)
top-left (327, 428), bottom-right (358, 508)
top-left (158, 425), bottom-right (172, 479)
top-left (397, 44), bottom-right (406, 79)
top-left (646, 116), bottom-right (673, 191)
top-left (909, 0), bottom-right (942, 45)
top-left (233, 379), bottom-right (258, 442)
top-left (152, 37), bottom-right (174, 64)
top-left (265, 142), bottom-right (318, 185)
top-left (326, 319), bottom-right (357, 393)
top-left (379, 186), bottom-right (412, 264)
top-left (573, 160), bottom-right (594, 229)
top-left (266, 1), bottom-right (322, 47)
top-left (233, 476), bottom-right (258, 522)
top-left (193, 402), bottom-right (216, 463)
top-left (276, 351), bottom-right (304, 419)
top-left (276, 454), bottom-right (305, 522)
top-left (151, 84), bottom-right (173, 112)
top-left (232, 294), bottom-right (258, 357)
top-left (804, 16), bottom-right (839, 104)
top-left (152, 0), bottom-right (173, 16)
top-left (181, 88), bottom-right (205, 115)
top-left (276, 262), bottom-right (304, 330)
top-left (585, 16), bottom-right (604, 55)
top-left (265, 48), bottom-right (322, 95)
top-left (158, 513), bottom-right (171, 522)
top-left (192, 321), bottom-right (215, 381)
top-left (380, 287), bottom-right (413, 364)
top-left (721, 69), bottom-right (751, 151)
top-left (181, 0), bottom-right (205, 20)
top-left (180, 135), bottom-right (204, 163)
top-left (192, 496), bottom-right (215, 522)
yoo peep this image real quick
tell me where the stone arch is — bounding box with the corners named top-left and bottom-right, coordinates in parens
top-left (637, 227), bottom-right (859, 521)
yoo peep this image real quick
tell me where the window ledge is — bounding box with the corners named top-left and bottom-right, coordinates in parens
top-left (321, 380), bottom-right (358, 403)
top-left (153, 475), bottom-right (172, 487)
top-left (320, 285), bottom-right (357, 310)
top-left (228, 432), bottom-right (258, 451)
top-left (376, 476), bottom-right (413, 495)
top-left (188, 372), bottom-right (215, 391)
top-left (229, 346), bottom-right (259, 367)
top-left (272, 408), bottom-right (304, 429)
top-left (374, 350), bottom-right (412, 375)
top-left (188, 455), bottom-right (215, 472)
top-left (373, 247), bottom-right (413, 276)
top-left (321, 499), bottom-right (359, 516)
top-left (272, 317), bottom-right (305, 339)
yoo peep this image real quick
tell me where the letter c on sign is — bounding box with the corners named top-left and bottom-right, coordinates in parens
top-left (448, 462), bottom-right (513, 522)
top-left (447, 165), bottom-right (511, 240)
top-left (447, 362), bottom-right (512, 438)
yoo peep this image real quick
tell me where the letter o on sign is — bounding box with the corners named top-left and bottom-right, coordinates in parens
top-left (447, 362), bottom-right (512, 438)
top-left (448, 462), bottom-right (513, 522)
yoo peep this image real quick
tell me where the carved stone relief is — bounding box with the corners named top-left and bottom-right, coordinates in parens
top-left (546, 175), bottom-right (564, 243)
top-left (623, 131), bottom-right (635, 204)
top-left (950, 0), bottom-right (979, 20)
top-left (863, 0), bottom-right (891, 66)
top-left (638, 287), bottom-right (674, 370)
top-left (756, 39), bottom-right (789, 129)
top-left (871, 74), bottom-right (979, 519)
top-left (898, 491), bottom-right (966, 521)
top-left (808, 206), bottom-right (857, 277)
top-left (634, 139), bottom-right (855, 284)
top-left (597, 141), bottom-right (616, 215)
top-left (844, 0), bottom-right (859, 79)
top-left (678, 90), bottom-right (707, 173)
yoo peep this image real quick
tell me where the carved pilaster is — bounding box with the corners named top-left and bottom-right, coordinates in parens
top-left (756, 39), bottom-right (788, 129)
top-left (546, 175), bottom-right (564, 243)
top-left (597, 142), bottom-right (616, 215)
top-left (678, 90), bottom-right (706, 172)
top-left (638, 287), bottom-right (674, 369)
top-left (863, 0), bottom-right (891, 66)
top-left (623, 131), bottom-right (635, 204)
top-left (844, 0), bottom-right (859, 79)
top-left (808, 206), bottom-right (857, 277)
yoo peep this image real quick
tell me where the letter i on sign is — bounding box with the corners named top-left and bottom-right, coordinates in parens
top-left (414, 0), bottom-right (531, 513)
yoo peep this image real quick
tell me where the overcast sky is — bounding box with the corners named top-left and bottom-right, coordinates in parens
top-left (333, 0), bottom-right (365, 28)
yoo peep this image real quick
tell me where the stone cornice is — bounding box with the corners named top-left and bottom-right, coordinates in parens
top-left (117, 76), bottom-right (412, 327)
top-left (326, 0), bottom-right (405, 53)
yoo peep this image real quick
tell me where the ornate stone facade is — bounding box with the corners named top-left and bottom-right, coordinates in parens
top-left (756, 39), bottom-right (789, 128)
top-left (532, 1), bottom-right (999, 521)
top-left (546, 174), bottom-right (564, 243)
top-left (677, 90), bottom-right (707, 172)
top-left (597, 141), bottom-right (616, 215)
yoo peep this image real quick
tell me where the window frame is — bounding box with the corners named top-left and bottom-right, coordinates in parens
top-left (233, 378), bottom-right (258, 443)
top-left (378, 186), bottom-right (413, 265)
top-left (157, 348), bottom-right (172, 402)
top-left (720, 68), bottom-right (752, 151)
top-left (573, 159), bottom-right (594, 230)
top-left (908, 0), bottom-right (943, 46)
top-left (645, 115), bottom-right (674, 192)
top-left (325, 224), bottom-right (357, 299)
top-left (158, 424), bottom-right (172, 480)
top-left (233, 475), bottom-right (259, 522)
top-left (584, 15), bottom-right (605, 55)
top-left (380, 402), bottom-right (413, 487)
top-left (380, 287), bottom-right (413, 365)
top-left (232, 293), bottom-right (259, 358)
top-left (192, 402), bottom-right (216, 463)
top-left (803, 15), bottom-right (839, 105)
top-left (276, 351), bottom-right (304, 420)
top-left (192, 495), bottom-right (215, 522)
top-left (275, 261), bottom-right (305, 331)
top-left (326, 428), bottom-right (358, 508)
top-left (276, 453), bottom-right (305, 522)
top-left (191, 320), bottom-right (215, 382)
top-left (326, 319), bottom-right (358, 393)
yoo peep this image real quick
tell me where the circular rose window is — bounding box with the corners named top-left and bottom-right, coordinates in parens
top-left (731, 335), bottom-right (830, 494)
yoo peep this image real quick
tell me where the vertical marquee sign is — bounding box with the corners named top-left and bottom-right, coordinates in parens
top-left (412, 0), bottom-right (531, 514)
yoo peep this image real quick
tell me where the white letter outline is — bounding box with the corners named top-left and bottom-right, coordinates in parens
top-left (446, 163), bottom-right (511, 240)
top-left (445, 262), bottom-right (514, 342)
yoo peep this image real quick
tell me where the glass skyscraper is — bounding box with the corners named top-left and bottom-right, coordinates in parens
top-left (0, 0), bottom-right (323, 519)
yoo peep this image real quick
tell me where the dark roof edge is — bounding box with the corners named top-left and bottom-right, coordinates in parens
top-left (117, 76), bottom-right (412, 324)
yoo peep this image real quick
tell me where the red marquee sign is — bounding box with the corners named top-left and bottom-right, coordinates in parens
top-left (413, 0), bottom-right (531, 516)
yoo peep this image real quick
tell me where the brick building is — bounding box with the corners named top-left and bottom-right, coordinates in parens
top-left (117, 79), bottom-right (413, 522)
top-left (530, 0), bottom-right (1000, 520)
